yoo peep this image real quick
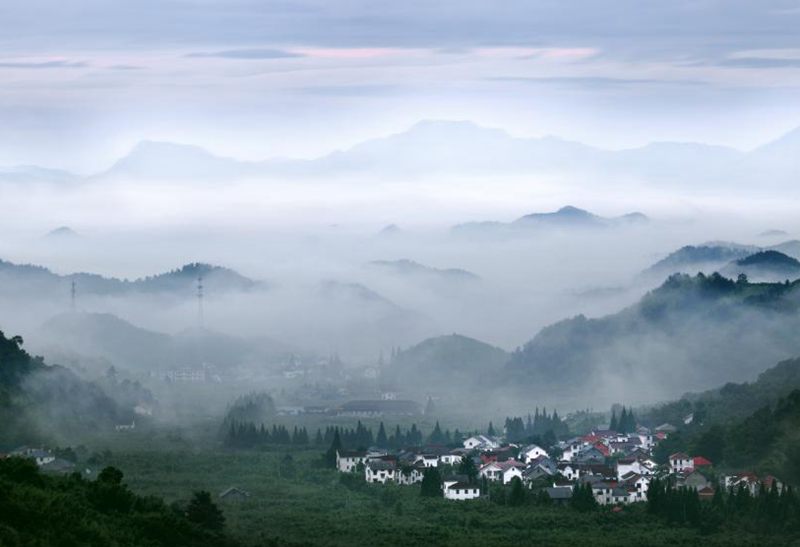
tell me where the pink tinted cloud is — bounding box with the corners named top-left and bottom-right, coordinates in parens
top-left (292, 48), bottom-right (416, 59)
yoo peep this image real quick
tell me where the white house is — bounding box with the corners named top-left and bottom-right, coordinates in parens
top-left (669, 452), bottom-right (693, 474)
top-left (560, 440), bottom-right (588, 462)
top-left (616, 457), bottom-right (646, 480)
top-left (439, 452), bottom-right (463, 466)
top-left (414, 454), bottom-right (439, 468)
top-left (365, 460), bottom-right (397, 484)
top-left (396, 465), bottom-right (425, 485)
top-left (336, 450), bottom-right (368, 473)
top-left (501, 462), bottom-right (525, 485)
top-left (620, 472), bottom-right (651, 502)
top-left (463, 435), bottom-right (501, 451)
top-left (444, 482), bottom-right (481, 501)
top-left (478, 462), bottom-right (504, 482)
top-left (591, 482), bottom-right (615, 505)
top-left (558, 463), bottom-right (581, 481)
top-left (519, 444), bottom-right (549, 464)
top-left (611, 486), bottom-right (637, 505)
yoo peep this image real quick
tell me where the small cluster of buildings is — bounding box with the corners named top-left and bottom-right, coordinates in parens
top-left (334, 424), bottom-right (784, 505)
top-left (2, 446), bottom-right (78, 474)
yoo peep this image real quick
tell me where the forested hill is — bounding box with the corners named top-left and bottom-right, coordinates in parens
top-left (383, 334), bottom-right (509, 393)
top-left (644, 364), bottom-right (800, 485)
top-left (644, 356), bottom-right (800, 429)
top-left (0, 330), bottom-right (122, 446)
top-left (506, 273), bottom-right (800, 403)
top-left (0, 259), bottom-right (260, 298)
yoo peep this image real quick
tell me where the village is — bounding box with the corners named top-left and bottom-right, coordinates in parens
top-left (334, 422), bottom-right (784, 505)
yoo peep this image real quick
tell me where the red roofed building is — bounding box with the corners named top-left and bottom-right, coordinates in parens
top-left (693, 456), bottom-right (713, 468)
top-left (594, 443), bottom-right (610, 457)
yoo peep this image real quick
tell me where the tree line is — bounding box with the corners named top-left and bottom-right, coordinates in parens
top-left (647, 476), bottom-right (800, 534)
top-left (225, 420), bottom-right (481, 451)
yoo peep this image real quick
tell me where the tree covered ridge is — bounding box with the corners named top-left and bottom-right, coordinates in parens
top-left (0, 331), bottom-right (44, 392)
top-left (0, 330), bottom-right (123, 446)
top-left (506, 273), bottom-right (800, 392)
top-left (0, 457), bottom-right (237, 546)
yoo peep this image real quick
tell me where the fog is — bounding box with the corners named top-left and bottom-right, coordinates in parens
top-left (2, 135), bottom-right (800, 422)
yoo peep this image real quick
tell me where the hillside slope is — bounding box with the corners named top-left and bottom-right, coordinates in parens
top-left (506, 273), bottom-right (800, 403)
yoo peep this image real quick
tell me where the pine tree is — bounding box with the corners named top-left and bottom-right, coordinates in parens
top-left (508, 477), bottom-right (526, 506)
top-left (428, 421), bottom-right (445, 444)
top-left (424, 396), bottom-right (435, 415)
top-left (420, 467), bottom-right (442, 497)
top-left (376, 422), bottom-right (388, 447)
top-left (487, 421), bottom-right (496, 436)
top-left (325, 430), bottom-right (342, 468)
top-left (186, 491), bottom-right (225, 531)
top-left (458, 455), bottom-right (478, 484)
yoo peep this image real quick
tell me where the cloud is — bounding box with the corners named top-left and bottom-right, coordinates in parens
top-left (719, 57), bottom-right (800, 68)
top-left (107, 64), bottom-right (143, 70)
top-left (185, 48), bottom-right (304, 60)
top-left (485, 76), bottom-right (704, 87)
top-left (295, 84), bottom-right (403, 96)
top-left (0, 59), bottom-right (87, 69)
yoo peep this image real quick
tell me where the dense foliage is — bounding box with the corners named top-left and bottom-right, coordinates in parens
top-left (647, 476), bottom-right (800, 534)
top-left (0, 457), bottom-right (237, 546)
top-left (0, 330), bottom-right (122, 446)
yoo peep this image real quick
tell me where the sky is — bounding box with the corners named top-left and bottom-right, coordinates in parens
top-left (2, 1), bottom-right (800, 171)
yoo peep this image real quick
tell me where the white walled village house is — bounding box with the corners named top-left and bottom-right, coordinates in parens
top-left (519, 444), bottom-right (549, 464)
top-left (336, 450), bottom-right (368, 473)
top-left (669, 452), bottom-right (693, 474)
top-left (444, 482), bottom-right (481, 501)
top-left (463, 435), bottom-right (501, 451)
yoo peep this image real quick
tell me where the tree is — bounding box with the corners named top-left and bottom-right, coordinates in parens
top-left (186, 490), bottom-right (225, 531)
top-left (691, 425), bottom-right (725, 464)
top-left (325, 430), bottom-right (342, 468)
top-left (507, 477), bottom-right (526, 507)
top-left (420, 467), bottom-right (442, 497)
top-left (610, 409), bottom-right (618, 432)
top-left (376, 422), bottom-right (388, 447)
top-left (458, 455), bottom-right (478, 484)
top-left (98, 466), bottom-right (124, 485)
top-left (570, 483), bottom-right (597, 512)
top-left (428, 421), bottom-right (445, 444)
top-left (487, 422), bottom-right (496, 436)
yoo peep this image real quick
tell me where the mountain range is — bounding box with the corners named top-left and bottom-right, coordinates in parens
top-left (505, 273), bottom-right (800, 401)
top-left (38, 312), bottom-right (264, 373)
top-left (644, 242), bottom-right (800, 281)
top-left (5, 120), bottom-right (800, 187)
top-left (368, 259), bottom-right (480, 282)
top-left (0, 260), bottom-right (261, 299)
top-left (453, 205), bottom-right (648, 234)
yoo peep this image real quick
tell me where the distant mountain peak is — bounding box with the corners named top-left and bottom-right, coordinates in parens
top-left (369, 258), bottom-right (479, 281)
top-left (44, 226), bottom-right (80, 239)
top-left (736, 250), bottom-right (800, 268)
top-left (100, 140), bottom-right (251, 180)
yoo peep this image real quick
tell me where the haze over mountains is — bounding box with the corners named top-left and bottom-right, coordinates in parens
top-left (4, 120), bottom-right (800, 192)
top-left (643, 241), bottom-right (800, 282)
top-left (453, 206), bottom-right (648, 235)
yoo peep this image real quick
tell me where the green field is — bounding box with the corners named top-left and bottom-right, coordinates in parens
top-left (96, 438), bottom-right (793, 546)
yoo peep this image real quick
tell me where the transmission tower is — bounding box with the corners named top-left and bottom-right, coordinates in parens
top-left (197, 275), bottom-right (204, 329)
